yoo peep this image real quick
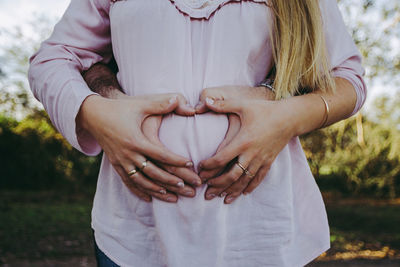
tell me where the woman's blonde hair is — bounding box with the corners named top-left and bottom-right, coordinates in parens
top-left (269, 0), bottom-right (336, 99)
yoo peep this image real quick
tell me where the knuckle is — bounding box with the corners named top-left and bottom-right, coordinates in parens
top-left (125, 138), bottom-right (139, 151)
top-left (227, 173), bottom-right (238, 183)
top-left (213, 157), bottom-right (225, 168)
top-left (157, 152), bottom-right (169, 163)
top-left (240, 140), bottom-right (253, 150)
top-left (143, 167), bottom-right (157, 179)
top-left (165, 165), bottom-right (177, 174)
top-left (121, 149), bottom-right (133, 160)
top-left (109, 158), bottom-right (119, 166)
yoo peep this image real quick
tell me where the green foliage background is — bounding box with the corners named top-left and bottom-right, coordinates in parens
top-left (0, 0), bottom-right (399, 197)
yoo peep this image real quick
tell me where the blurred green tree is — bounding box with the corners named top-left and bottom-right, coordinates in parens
top-left (0, 2), bottom-right (399, 196)
top-left (0, 16), bottom-right (101, 192)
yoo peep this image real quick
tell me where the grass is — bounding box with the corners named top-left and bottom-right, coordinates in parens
top-left (321, 198), bottom-right (400, 261)
top-left (0, 191), bottom-right (399, 264)
top-left (0, 191), bottom-right (94, 264)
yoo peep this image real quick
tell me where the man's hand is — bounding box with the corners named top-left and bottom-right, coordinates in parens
top-left (82, 63), bottom-right (201, 203)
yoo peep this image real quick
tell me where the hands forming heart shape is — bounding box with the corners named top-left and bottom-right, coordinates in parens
top-left (77, 84), bottom-right (296, 204)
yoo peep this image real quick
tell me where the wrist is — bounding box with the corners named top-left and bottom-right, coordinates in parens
top-left (76, 94), bottom-right (107, 133)
top-left (281, 94), bottom-right (326, 137)
top-left (272, 98), bottom-right (300, 138)
top-left (254, 86), bottom-right (276, 101)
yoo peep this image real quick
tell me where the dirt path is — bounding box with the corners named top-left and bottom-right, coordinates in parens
top-left (308, 259), bottom-right (400, 266)
top-left (2, 258), bottom-right (400, 267)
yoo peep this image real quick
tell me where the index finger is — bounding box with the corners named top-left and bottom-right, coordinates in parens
top-left (137, 137), bottom-right (194, 167)
top-left (198, 133), bottom-right (245, 171)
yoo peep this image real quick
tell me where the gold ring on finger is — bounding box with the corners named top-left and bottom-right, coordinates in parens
top-left (128, 168), bottom-right (138, 177)
top-left (235, 161), bottom-right (247, 174)
top-left (140, 160), bottom-right (148, 171)
top-left (244, 169), bottom-right (256, 179)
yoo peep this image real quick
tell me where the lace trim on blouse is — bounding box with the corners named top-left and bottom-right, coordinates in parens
top-left (170, 0), bottom-right (269, 19)
top-left (111, 0), bottom-right (270, 19)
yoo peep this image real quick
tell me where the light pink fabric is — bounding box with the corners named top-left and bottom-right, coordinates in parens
top-left (28, 0), bottom-right (367, 266)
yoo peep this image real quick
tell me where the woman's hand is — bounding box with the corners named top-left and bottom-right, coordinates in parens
top-left (196, 87), bottom-right (296, 204)
top-left (195, 85), bottom-right (275, 182)
top-left (76, 93), bottom-right (201, 203)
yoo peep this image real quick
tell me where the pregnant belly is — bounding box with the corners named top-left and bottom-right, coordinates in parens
top-left (158, 112), bottom-right (229, 171)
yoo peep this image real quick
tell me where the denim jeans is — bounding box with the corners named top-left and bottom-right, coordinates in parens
top-left (94, 237), bottom-right (120, 267)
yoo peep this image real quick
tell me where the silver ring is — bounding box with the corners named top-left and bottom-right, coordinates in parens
top-left (140, 160), bottom-right (148, 171)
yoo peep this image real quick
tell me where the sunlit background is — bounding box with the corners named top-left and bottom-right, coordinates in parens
top-left (0, 0), bottom-right (399, 266)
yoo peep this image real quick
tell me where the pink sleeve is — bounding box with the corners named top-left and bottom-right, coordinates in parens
top-left (28, 0), bottom-right (112, 156)
top-left (321, 0), bottom-right (367, 117)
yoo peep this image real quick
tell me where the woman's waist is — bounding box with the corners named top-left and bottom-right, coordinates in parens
top-left (158, 113), bottom-right (229, 164)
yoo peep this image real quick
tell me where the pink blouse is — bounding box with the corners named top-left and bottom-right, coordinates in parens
top-left (28, 0), bottom-right (367, 266)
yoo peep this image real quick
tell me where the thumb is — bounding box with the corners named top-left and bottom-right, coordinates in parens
top-left (175, 94), bottom-right (196, 116)
top-left (142, 94), bottom-right (180, 115)
top-left (196, 87), bottom-right (224, 114)
top-left (204, 97), bottom-right (243, 115)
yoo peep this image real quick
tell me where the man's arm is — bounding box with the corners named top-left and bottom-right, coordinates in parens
top-left (83, 60), bottom-right (123, 99)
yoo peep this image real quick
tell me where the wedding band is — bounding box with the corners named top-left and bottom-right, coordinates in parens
top-left (140, 160), bottom-right (148, 171)
top-left (235, 161), bottom-right (247, 174)
top-left (236, 161), bottom-right (255, 178)
top-left (128, 168), bottom-right (138, 177)
top-left (244, 169), bottom-right (256, 179)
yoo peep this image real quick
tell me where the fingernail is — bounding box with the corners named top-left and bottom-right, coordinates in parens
top-left (207, 193), bottom-right (216, 200)
top-left (177, 182), bottom-right (185, 188)
top-left (226, 196), bottom-right (235, 203)
top-left (220, 192), bottom-right (227, 197)
top-left (166, 196), bottom-right (175, 202)
top-left (205, 97), bottom-right (214, 105)
top-left (186, 161), bottom-right (194, 167)
top-left (169, 96), bottom-right (177, 104)
top-left (184, 190), bottom-right (194, 197)
top-left (193, 179), bottom-right (202, 186)
top-left (160, 189), bottom-right (167, 195)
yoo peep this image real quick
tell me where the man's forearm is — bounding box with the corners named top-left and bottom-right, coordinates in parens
top-left (83, 62), bottom-right (124, 99)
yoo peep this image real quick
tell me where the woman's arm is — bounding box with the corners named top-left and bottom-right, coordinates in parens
top-left (199, 77), bottom-right (361, 203)
top-left (28, 0), bottom-right (199, 203)
top-left (28, 0), bottom-right (113, 156)
top-left (198, 0), bottom-right (367, 204)
top-left (286, 77), bottom-right (357, 136)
